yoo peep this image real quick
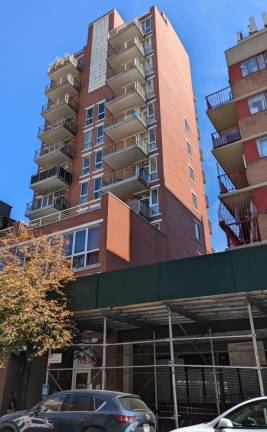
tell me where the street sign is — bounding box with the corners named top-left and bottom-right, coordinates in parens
top-left (48, 353), bottom-right (62, 364)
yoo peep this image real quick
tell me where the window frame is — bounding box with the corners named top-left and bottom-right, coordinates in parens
top-left (83, 128), bottom-right (93, 150)
top-left (149, 156), bottom-right (158, 181)
top-left (257, 135), bottom-right (267, 158)
top-left (64, 225), bottom-right (100, 270)
top-left (194, 221), bottom-right (201, 242)
top-left (150, 187), bottom-right (160, 215)
top-left (80, 182), bottom-right (88, 204)
top-left (96, 124), bottom-right (104, 145)
top-left (95, 149), bottom-right (103, 171)
top-left (192, 191), bottom-right (198, 211)
top-left (85, 106), bottom-right (94, 126)
top-left (82, 154), bottom-right (90, 176)
top-left (187, 140), bottom-right (192, 157)
top-left (146, 77), bottom-right (154, 98)
top-left (147, 101), bottom-right (156, 124)
top-left (189, 164), bottom-right (195, 183)
top-left (93, 176), bottom-right (102, 200)
top-left (97, 101), bottom-right (105, 121)
top-left (248, 93), bottom-right (267, 115)
top-left (148, 127), bottom-right (156, 151)
top-left (142, 17), bottom-right (152, 34)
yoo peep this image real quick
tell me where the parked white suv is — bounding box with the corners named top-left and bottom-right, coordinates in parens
top-left (171, 397), bottom-right (267, 431)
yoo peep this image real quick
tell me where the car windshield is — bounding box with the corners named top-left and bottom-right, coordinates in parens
top-left (119, 397), bottom-right (149, 411)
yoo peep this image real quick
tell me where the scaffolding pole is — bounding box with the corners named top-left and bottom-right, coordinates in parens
top-left (247, 300), bottom-right (265, 396)
top-left (168, 309), bottom-right (179, 429)
top-left (153, 330), bottom-right (158, 427)
top-left (102, 316), bottom-right (107, 390)
top-left (209, 328), bottom-right (220, 415)
top-left (45, 348), bottom-right (51, 385)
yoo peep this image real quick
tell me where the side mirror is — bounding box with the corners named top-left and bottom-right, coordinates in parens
top-left (217, 418), bottom-right (233, 429)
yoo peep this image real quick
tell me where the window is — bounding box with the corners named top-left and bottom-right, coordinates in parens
top-left (97, 102), bottom-right (105, 120)
top-left (80, 182), bottom-right (88, 204)
top-left (257, 135), bottom-right (267, 157)
top-left (147, 102), bottom-right (155, 124)
top-left (142, 17), bottom-right (152, 34)
top-left (187, 140), bottom-right (192, 157)
top-left (248, 93), bottom-right (267, 114)
top-left (189, 165), bottom-right (195, 182)
top-left (149, 156), bottom-right (158, 181)
top-left (85, 107), bottom-right (93, 125)
top-left (146, 77), bottom-right (154, 98)
top-left (66, 393), bottom-right (94, 412)
top-left (93, 177), bottom-right (102, 200)
top-left (64, 226), bottom-right (100, 269)
top-left (144, 36), bottom-right (153, 54)
top-left (241, 52), bottom-right (267, 77)
top-left (148, 127), bottom-right (156, 150)
top-left (119, 397), bottom-right (149, 411)
top-left (95, 149), bottom-right (103, 170)
top-left (184, 118), bottom-right (190, 133)
top-left (82, 155), bottom-right (90, 175)
top-left (225, 399), bottom-right (267, 428)
top-left (150, 188), bottom-right (160, 215)
top-left (194, 222), bottom-right (201, 241)
top-left (36, 394), bottom-right (67, 413)
top-left (192, 192), bottom-right (198, 210)
top-left (83, 129), bottom-right (92, 150)
top-left (145, 56), bottom-right (153, 75)
top-left (96, 125), bottom-right (104, 145)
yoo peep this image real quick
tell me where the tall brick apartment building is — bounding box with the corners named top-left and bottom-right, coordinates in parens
top-left (25, 5), bottom-right (211, 274)
top-left (206, 15), bottom-right (267, 248)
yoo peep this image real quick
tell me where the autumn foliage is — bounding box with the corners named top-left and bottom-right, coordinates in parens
top-left (0, 226), bottom-right (75, 365)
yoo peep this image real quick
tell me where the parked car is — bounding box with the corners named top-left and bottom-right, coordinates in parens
top-left (0, 389), bottom-right (156, 432)
top-left (170, 396), bottom-right (267, 431)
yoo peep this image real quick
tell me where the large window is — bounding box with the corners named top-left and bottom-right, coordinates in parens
top-left (257, 135), bottom-right (267, 158)
top-left (142, 17), bottom-right (152, 34)
top-left (85, 107), bottom-right (93, 126)
top-left (82, 155), bottom-right (90, 176)
top-left (97, 102), bottom-right (105, 120)
top-left (83, 129), bottom-right (92, 150)
top-left (241, 52), bottom-right (267, 77)
top-left (64, 226), bottom-right (100, 269)
top-left (150, 188), bottom-right (160, 215)
top-left (248, 93), bottom-right (267, 114)
top-left (148, 127), bottom-right (156, 150)
top-left (147, 102), bottom-right (155, 124)
top-left (95, 149), bottom-right (103, 170)
top-left (80, 182), bottom-right (88, 204)
top-left (146, 77), bottom-right (154, 98)
top-left (145, 56), bottom-right (153, 75)
top-left (96, 125), bottom-right (104, 145)
top-left (194, 222), bottom-right (201, 241)
top-left (144, 36), bottom-right (153, 54)
top-left (93, 177), bottom-right (102, 200)
top-left (149, 156), bottom-right (158, 181)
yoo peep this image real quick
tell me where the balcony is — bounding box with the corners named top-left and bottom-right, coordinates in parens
top-left (206, 86), bottom-right (237, 130)
top-left (211, 127), bottom-right (241, 149)
top-left (218, 202), bottom-right (261, 248)
top-left (106, 81), bottom-right (146, 115)
top-left (48, 54), bottom-right (82, 80)
top-left (25, 196), bottom-right (68, 220)
top-left (108, 19), bottom-right (144, 49)
top-left (105, 108), bottom-right (147, 142)
top-left (218, 169), bottom-right (248, 195)
top-left (34, 141), bottom-right (74, 169)
top-left (106, 58), bottom-right (145, 92)
top-left (41, 94), bottom-right (78, 122)
top-left (38, 118), bottom-right (77, 145)
top-left (128, 199), bottom-right (151, 220)
top-left (102, 165), bottom-right (149, 198)
top-left (45, 74), bottom-right (80, 103)
top-left (108, 37), bottom-right (144, 70)
top-left (103, 134), bottom-right (148, 170)
top-left (212, 127), bottom-right (244, 174)
top-left (30, 166), bottom-right (72, 193)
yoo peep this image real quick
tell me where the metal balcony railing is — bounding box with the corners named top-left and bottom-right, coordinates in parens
top-left (108, 37), bottom-right (144, 58)
top-left (103, 165), bottom-right (149, 187)
top-left (211, 127), bottom-right (241, 149)
top-left (206, 86), bottom-right (233, 110)
top-left (31, 166), bottom-right (72, 186)
top-left (26, 196), bottom-right (68, 215)
top-left (104, 134), bottom-right (148, 157)
top-left (45, 74), bottom-right (81, 93)
top-left (108, 18), bottom-right (144, 39)
top-left (107, 81), bottom-right (146, 102)
top-left (113, 108), bottom-right (147, 127)
top-left (107, 58), bottom-right (145, 79)
top-left (38, 118), bottom-right (77, 137)
top-left (128, 199), bottom-right (152, 220)
top-left (48, 54), bottom-right (83, 75)
top-left (35, 141), bottom-right (74, 160)
top-left (218, 169), bottom-right (248, 194)
top-left (42, 94), bottom-right (79, 114)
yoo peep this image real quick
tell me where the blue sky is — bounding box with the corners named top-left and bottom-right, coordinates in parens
top-left (0, 0), bottom-right (266, 251)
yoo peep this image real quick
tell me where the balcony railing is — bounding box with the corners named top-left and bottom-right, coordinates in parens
top-left (108, 18), bottom-right (143, 40)
top-left (107, 58), bottom-right (145, 79)
top-left (218, 202), bottom-right (261, 247)
top-left (31, 166), bottom-right (72, 186)
top-left (48, 54), bottom-right (83, 75)
top-left (113, 108), bottom-right (147, 127)
top-left (206, 86), bottom-right (233, 110)
top-left (35, 141), bottom-right (74, 160)
top-left (104, 134), bottom-right (148, 157)
top-left (128, 199), bottom-right (151, 220)
top-left (218, 169), bottom-right (248, 194)
top-left (25, 196), bottom-right (68, 215)
top-left (103, 165), bottom-right (149, 187)
top-left (42, 94), bottom-right (79, 114)
top-left (108, 80), bottom-right (146, 102)
top-left (108, 37), bottom-right (144, 58)
top-left (45, 74), bottom-right (81, 93)
top-left (38, 118), bottom-right (77, 137)
top-left (212, 127), bottom-right (241, 149)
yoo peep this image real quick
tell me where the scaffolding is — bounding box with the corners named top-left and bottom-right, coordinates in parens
top-left (46, 295), bottom-right (267, 431)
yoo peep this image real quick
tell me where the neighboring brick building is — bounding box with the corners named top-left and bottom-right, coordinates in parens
top-left (25, 5), bottom-right (211, 275)
top-left (206, 14), bottom-right (267, 248)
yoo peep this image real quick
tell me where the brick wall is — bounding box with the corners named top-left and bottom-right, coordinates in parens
top-left (232, 68), bottom-right (267, 99)
top-left (239, 109), bottom-right (267, 138)
top-left (247, 158), bottom-right (267, 185)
